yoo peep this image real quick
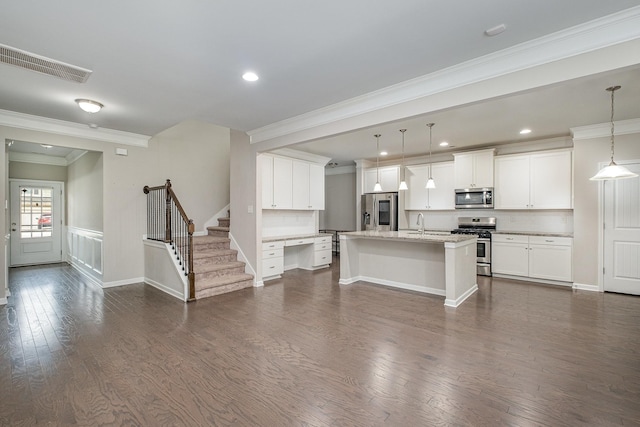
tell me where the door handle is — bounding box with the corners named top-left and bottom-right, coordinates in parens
top-left (12, 228), bottom-right (16, 232)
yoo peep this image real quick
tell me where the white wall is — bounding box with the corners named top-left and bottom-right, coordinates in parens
top-left (1, 119), bottom-right (231, 287)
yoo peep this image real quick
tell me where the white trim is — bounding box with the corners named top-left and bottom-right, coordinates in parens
top-left (0, 108), bottom-right (151, 147)
top-left (270, 148), bottom-right (332, 165)
top-left (144, 277), bottom-right (184, 300)
top-left (248, 7), bottom-right (640, 144)
top-left (102, 277), bottom-right (145, 288)
top-left (68, 261), bottom-right (103, 289)
top-left (571, 118), bottom-right (640, 140)
top-left (0, 297), bottom-right (7, 305)
top-left (572, 282), bottom-right (600, 292)
top-left (65, 150), bottom-right (89, 165)
top-left (9, 151), bottom-right (68, 166)
top-left (338, 275), bottom-right (447, 297)
top-left (444, 284), bottom-right (479, 308)
top-left (229, 232), bottom-right (257, 286)
top-left (325, 165), bottom-right (356, 176)
top-left (492, 273), bottom-right (573, 287)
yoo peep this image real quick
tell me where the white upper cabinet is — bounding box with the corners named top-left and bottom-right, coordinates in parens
top-left (262, 154), bottom-right (325, 210)
top-left (364, 166), bottom-right (399, 193)
top-left (453, 149), bottom-right (495, 189)
top-left (404, 162), bottom-right (454, 210)
top-left (293, 160), bottom-right (325, 210)
top-left (495, 150), bottom-right (572, 210)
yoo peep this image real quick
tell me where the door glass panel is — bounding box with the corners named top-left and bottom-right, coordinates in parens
top-left (19, 186), bottom-right (53, 238)
top-left (378, 200), bottom-right (390, 225)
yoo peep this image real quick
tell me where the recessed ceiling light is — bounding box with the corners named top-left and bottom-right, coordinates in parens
top-left (520, 128), bottom-right (532, 135)
top-left (75, 98), bottom-right (103, 113)
top-left (242, 72), bottom-right (259, 82)
top-left (485, 24), bottom-right (506, 37)
top-left (41, 144), bottom-right (53, 149)
top-left (380, 151), bottom-right (388, 156)
top-left (439, 141), bottom-right (449, 147)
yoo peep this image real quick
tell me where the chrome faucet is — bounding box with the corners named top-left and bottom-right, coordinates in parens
top-left (417, 213), bottom-right (425, 236)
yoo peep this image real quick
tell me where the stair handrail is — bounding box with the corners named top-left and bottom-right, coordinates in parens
top-left (143, 179), bottom-right (195, 301)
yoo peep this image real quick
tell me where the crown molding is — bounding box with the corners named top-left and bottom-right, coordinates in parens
top-left (571, 118), bottom-right (640, 140)
top-left (325, 165), bottom-right (356, 175)
top-left (270, 147), bottom-right (332, 165)
top-left (65, 149), bottom-right (89, 165)
top-left (0, 109), bottom-right (150, 147)
top-left (9, 151), bottom-right (67, 166)
top-left (248, 6), bottom-right (640, 145)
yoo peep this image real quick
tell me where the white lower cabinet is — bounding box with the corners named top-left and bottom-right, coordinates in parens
top-left (492, 234), bottom-right (572, 283)
top-left (314, 235), bottom-right (332, 267)
top-left (262, 241), bottom-right (285, 278)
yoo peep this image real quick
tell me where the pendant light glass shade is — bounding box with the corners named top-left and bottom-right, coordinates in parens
top-left (425, 123), bottom-right (436, 189)
top-left (590, 86), bottom-right (638, 181)
top-left (398, 129), bottom-right (408, 191)
top-left (374, 134), bottom-right (382, 192)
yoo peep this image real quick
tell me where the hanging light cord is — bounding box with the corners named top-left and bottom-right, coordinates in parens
top-left (375, 134), bottom-right (381, 182)
top-left (427, 123), bottom-right (434, 175)
top-left (608, 85), bottom-right (620, 164)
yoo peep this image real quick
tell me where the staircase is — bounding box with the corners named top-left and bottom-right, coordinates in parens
top-left (192, 217), bottom-right (254, 299)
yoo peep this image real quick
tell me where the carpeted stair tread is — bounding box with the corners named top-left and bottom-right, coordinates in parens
top-left (193, 248), bottom-right (237, 259)
top-left (193, 235), bottom-right (230, 244)
top-left (207, 226), bottom-right (229, 232)
top-left (193, 260), bottom-right (245, 274)
top-left (196, 273), bottom-right (254, 290)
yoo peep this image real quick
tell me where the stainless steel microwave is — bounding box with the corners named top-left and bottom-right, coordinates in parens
top-left (455, 188), bottom-right (494, 209)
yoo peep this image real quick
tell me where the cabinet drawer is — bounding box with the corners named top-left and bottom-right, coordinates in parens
top-left (262, 248), bottom-right (283, 259)
top-left (492, 234), bottom-right (528, 244)
top-left (285, 238), bottom-right (314, 246)
top-left (315, 235), bottom-right (332, 244)
top-left (262, 241), bottom-right (285, 250)
top-left (315, 242), bottom-right (332, 252)
top-left (529, 236), bottom-right (572, 246)
top-left (263, 257), bottom-right (284, 275)
top-left (314, 250), bottom-right (332, 266)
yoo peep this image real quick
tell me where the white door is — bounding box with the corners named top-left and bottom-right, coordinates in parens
top-left (10, 180), bottom-right (63, 266)
top-left (604, 162), bottom-right (640, 295)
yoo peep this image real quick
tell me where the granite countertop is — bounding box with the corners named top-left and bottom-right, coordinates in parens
top-left (493, 231), bottom-right (573, 238)
top-left (263, 233), bottom-right (333, 243)
top-left (340, 230), bottom-right (476, 244)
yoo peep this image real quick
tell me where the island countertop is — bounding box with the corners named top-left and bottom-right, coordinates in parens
top-left (340, 230), bottom-right (476, 244)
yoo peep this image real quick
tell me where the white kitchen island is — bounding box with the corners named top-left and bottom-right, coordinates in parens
top-left (339, 231), bottom-right (478, 308)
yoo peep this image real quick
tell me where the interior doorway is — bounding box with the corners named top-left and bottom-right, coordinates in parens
top-left (603, 161), bottom-right (640, 295)
top-left (9, 179), bottom-right (64, 266)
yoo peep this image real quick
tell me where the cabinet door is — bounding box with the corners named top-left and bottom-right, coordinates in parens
top-left (454, 154), bottom-right (474, 189)
top-left (405, 165), bottom-right (429, 210)
top-left (492, 242), bottom-right (529, 276)
top-left (261, 155), bottom-right (275, 209)
top-left (292, 160), bottom-right (310, 209)
top-left (529, 242), bottom-right (572, 282)
top-left (494, 155), bottom-right (530, 209)
top-left (473, 151), bottom-right (495, 188)
top-left (529, 151), bottom-right (572, 209)
top-left (428, 162), bottom-right (455, 210)
top-left (364, 169), bottom-right (378, 193)
top-left (272, 157), bottom-right (293, 209)
top-left (380, 166), bottom-right (399, 192)
top-left (308, 163), bottom-right (325, 210)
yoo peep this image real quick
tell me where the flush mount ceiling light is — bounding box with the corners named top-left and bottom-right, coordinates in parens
top-left (425, 123), bottom-right (436, 189)
top-left (242, 71), bottom-right (259, 82)
top-left (439, 141), bottom-right (449, 147)
top-left (519, 128), bottom-right (532, 135)
top-left (398, 129), bottom-right (408, 191)
top-left (485, 24), bottom-right (506, 37)
top-left (41, 144), bottom-right (53, 149)
top-left (590, 85), bottom-right (638, 181)
top-left (373, 134), bottom-right (382, 192)
top-left (75, 98), bottom-right (103, 113)
top-left (380, 151), bottom-right (388, 156)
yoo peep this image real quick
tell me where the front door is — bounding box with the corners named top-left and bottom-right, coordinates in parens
top-left (603, 161), bottom-right (640, 295)
top-left (10, 180), bottom-right (63, 266)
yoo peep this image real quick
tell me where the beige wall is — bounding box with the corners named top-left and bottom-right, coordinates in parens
top-left (67, 151), bottom-right (103, 231)
top-left (1, 119), bottom-right (231, 286)
top-left (321, 172), bottom-right (357, 231)
top-left (573, 132), bottom-right (640, 286)
top-left (9, 161), bottom-right (67, 182)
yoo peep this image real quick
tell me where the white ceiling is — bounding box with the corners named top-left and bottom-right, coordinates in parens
top-left (1, 1), bottom-right (640, 161)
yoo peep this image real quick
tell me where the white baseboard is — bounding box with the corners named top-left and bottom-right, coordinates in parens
top-left (0, 297), bottom-right (7, 305)
top-left (102, 277), bottom-right (145, 288)
top-left (144, 277), bottom-right (184, 300)
top-left (572, 282), bottom-right (601, 292)
top-left (493, 273), bottom-right (572, 288)
top-left (339, 275), bottom-right (446, 297)
top-left (445, 284), bottom-right (479, 308)
top-left (229, 232), bottom-right (257, 285)
top-left (255, 280), bottom-right (265, 287)
top-left (69, 261), bottom-right (103, 289)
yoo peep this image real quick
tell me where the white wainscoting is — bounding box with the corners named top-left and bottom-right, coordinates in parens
top-left (67, 227), bottom-right (103, 285)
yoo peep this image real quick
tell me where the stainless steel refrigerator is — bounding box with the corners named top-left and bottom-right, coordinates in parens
top-left (361, 192), bottom-right (398, 231)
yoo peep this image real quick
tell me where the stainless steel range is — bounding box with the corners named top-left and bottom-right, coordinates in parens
top-left (451, 217), bottom-right (496, 276)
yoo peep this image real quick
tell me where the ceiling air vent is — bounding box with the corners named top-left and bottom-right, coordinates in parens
top-left (0, 43), bottom-right (92, 83)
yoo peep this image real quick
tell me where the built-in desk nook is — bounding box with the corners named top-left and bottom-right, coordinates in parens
top-left (262, 233), bottom-right (333, 281)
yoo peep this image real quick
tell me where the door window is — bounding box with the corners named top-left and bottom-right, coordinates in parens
top-left (19, 186), bottom-right (53, 238)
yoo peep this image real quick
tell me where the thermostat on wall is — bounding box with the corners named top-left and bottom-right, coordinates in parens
top-left (115, 147), bottom-right (128, 156)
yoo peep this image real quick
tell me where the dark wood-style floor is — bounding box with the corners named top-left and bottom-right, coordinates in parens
top-left (2, 260), bottom-right (640, 426)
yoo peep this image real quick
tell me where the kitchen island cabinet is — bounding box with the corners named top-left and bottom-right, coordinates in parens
top-left (339, 231), bottom-right (477, 307)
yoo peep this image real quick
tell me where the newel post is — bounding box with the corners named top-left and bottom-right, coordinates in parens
top-left (165, 179), bottom-right (172, 243)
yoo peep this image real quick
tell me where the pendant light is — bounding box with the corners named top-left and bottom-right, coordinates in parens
top-left (373, 134), bottom-right (383, 192)
top-left (398, 129), bottom-right (408, 191)
top-left (590, 85), bottom-right (638, 181)
top-left (425, 123), bottom-right (436, 189)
